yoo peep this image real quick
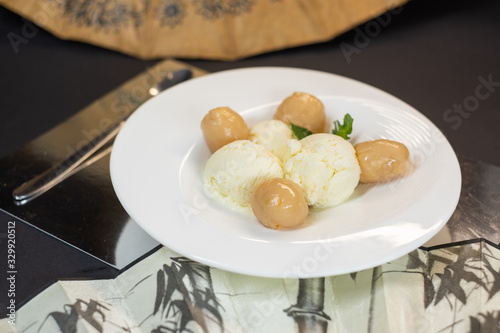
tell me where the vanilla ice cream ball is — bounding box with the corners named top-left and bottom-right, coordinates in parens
top-left (249, 120), bottom-right (293, 161)
top-left (283, 133), bottom-right (360, 208)
top-left (203, 140), bottom-right (284, 213)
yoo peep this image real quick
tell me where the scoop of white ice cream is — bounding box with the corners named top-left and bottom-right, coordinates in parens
top-left (249, 120), bottom-right (293, 161)
top-left (203, 140), bottom-right (284, 213)
top-left (283, 133), bottom-right (360, 208)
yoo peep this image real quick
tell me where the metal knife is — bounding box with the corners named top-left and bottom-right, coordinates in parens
top-left (13, 68), bottom-right (193, 204)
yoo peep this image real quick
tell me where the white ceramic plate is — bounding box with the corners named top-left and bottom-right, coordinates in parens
top-left (110, 67), bottom-right (461, 278)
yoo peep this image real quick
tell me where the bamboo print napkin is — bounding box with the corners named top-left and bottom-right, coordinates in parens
top-left (2, 241), bottom-right (500, 332)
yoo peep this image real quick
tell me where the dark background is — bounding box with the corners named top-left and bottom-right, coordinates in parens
top-left (0, 0), bottom-right (499, 311)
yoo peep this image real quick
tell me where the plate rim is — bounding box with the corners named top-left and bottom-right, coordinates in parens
top-left (110, 66), bottom-right (462, 278)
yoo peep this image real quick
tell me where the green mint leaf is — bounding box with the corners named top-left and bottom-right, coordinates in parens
top-left (332, 113), bottom-right (353, 140)
top-left (290, 123), bottom-right (312, 140)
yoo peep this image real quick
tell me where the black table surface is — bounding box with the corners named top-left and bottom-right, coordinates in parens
top-left (1, 0), bottom-right (499, 310)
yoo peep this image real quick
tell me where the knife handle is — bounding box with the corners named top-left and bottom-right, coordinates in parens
top-left (13, 122), bottom-right (124, 203)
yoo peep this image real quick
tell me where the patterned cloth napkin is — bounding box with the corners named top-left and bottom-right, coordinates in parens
top-left (2, 240), bottom-right (500, 332)
top-left (0, 0), bottom-right (407, 60)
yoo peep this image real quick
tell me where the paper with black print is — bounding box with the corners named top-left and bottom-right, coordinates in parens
top-left (2, 241), bottom-right (500, 333)
top-left (0, 0), bottom-right (408, 60)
